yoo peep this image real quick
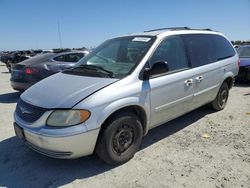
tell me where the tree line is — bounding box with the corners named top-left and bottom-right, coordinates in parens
top-left (231, 40), bottom-right (250, 45)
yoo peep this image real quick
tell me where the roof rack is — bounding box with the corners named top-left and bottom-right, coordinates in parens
top-left (144, 27), bottom-right (190, 32)
top-left (144, 27), bottom-right (213, 32)
top-left (192, 28), bottom-right (213, 31)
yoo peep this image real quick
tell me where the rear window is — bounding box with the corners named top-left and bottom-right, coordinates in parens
top-left (19, 53), bottom-right (54, 64)
top-left (182, 34), bottom-right (235, 67)
top-left (237, 46), bottom-right (250, 58)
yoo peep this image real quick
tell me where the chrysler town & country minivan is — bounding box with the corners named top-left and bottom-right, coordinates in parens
top-left (14, 27), bottom-right (239, 165)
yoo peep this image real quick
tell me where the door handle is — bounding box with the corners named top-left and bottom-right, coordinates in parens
top-left (184, 79), bottom-right (193, 86)
top-left (195, 76), bottom-right (203, 82)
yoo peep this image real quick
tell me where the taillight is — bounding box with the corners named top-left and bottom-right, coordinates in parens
top-left (25, 68), bottom-right (38, 75)
top-left (238, 58), bottom-right (240, 68)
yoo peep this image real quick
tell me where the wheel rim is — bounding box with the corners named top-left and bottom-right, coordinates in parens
top-left (113, 124), bottom-right (134, 155)
top-left (219, 88), bottom-right (228, 108)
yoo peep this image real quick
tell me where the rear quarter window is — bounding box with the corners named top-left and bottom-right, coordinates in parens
top-left (182, 34), bottom-right (235, 68)
top-left (211, 35), bottom-right (236, 60)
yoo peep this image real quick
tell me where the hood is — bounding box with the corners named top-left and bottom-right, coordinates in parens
top-left (21, 73), bottom-right (118, 108)
top-left (239, 58), bottom-right (250, 67)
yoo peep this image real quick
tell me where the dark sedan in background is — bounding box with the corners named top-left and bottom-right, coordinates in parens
top-left (236, 45), bottom-right (250, 83)
top-left (1, 51), bottom-right (30, 72)
top-left (10, 51), bottom-right (88, 91)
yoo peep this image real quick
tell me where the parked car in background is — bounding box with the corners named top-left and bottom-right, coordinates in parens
top-left (236, 45), bottom-right (250, 83)
top-left (0, 51), bottom-right (4, 64)
top-left (13, 27), bottom-right (238, 165)
top-left (233, 45), bottom-right (240, 49)
top-left (40, 49), bottom-right (53, 54)
top-left (10, 51), bottom-right (88, 91)
top-left (1, 51), bottom-right (30, 72)
top-left (0, 51), bottom-right (11, 64)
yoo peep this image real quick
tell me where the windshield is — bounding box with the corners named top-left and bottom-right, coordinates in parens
top-left (237, 46), bottom-right (250, 58)
top-left (69, 36), bottom-right (155, 78)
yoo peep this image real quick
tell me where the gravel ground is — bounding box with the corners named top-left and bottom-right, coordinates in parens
top-left (0, 65), bottom-right (249, 188)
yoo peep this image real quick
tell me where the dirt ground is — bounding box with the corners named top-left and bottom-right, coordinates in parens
top-left (0, 64), bottom-right (249, 188)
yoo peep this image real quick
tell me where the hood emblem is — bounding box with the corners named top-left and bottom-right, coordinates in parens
top-left (19, 106), bottom-right (33, 115)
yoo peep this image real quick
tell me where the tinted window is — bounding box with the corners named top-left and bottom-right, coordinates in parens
top-left (54, 53), bottom-right (84, 62)
top-left (65, 53), bottom-right (84, 62)
top-left (211, 35), bottom-right (235, 60)
top-left (150, 35), bottom-right (189, 72)
top-left (53, 55), bottom-right (65, 62)
top-left (182, 34), bottom-right (216, 67)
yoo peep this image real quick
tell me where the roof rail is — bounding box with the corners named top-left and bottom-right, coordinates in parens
top-left (144, 27), bottom-right (213, 32)
top-left (192, 28), bottom-right (213, 31)
top-left (144, 27), bottom-right (190, 32)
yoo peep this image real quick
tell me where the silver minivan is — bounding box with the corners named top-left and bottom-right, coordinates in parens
top-left (14, 27), bottom-right (239, 165)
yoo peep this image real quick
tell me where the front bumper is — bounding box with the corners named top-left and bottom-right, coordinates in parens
top-left (14, 122), bottom-right (100, 159)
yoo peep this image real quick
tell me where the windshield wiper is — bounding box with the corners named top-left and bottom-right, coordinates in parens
top-left (72, 64), bottom-right (114, 78)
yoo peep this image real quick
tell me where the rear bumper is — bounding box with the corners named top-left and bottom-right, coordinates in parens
top-left (14, 122), bottom-right (100, 159)
top-left (10, 80), bottom-right (35, 91)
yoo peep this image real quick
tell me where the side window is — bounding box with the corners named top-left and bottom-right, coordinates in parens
top-left (54, 53), bottom-right (84, 62)
top-left (150, 35), bottom-right (189, 72)
top-left (64, 53), bottom-right (84, 62)
top-left (75, 53), bottom-right (85, 61)
top-left (211, 35), bottom-right (235, 60)
top-left (53, 55), bottom-right (65, 62)
top-left (182, 34), bottom-right (216, 67)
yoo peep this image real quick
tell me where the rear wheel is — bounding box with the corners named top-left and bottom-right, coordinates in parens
top-left (96, 112), bottom-right (143, 165)
top-left (211, 82), bottom-right (229, 111)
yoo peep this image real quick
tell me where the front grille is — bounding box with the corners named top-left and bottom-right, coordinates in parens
top-left (25, 141), bottom-right (73, 158)
top-left (16, 99), bottom-right (47, 123)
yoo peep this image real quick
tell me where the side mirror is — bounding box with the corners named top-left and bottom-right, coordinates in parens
top-left (143, 61), bottom-right (169, 80)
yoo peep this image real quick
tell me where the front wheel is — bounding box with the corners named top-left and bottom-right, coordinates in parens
top-left (96, 112), bottom-right (143, 165)
top-left (211, 82), bottom-right (229, 111)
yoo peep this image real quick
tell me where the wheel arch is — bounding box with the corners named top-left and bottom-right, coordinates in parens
top-left (98, 105), bottom-right (148, 137)
top-left (222, 72), bottom-right (234, 89)
top-left (223, 76), bottom-right (234, 89)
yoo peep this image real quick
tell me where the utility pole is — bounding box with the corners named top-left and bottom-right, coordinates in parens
top-left (57, 21), bottom-right (63, 48)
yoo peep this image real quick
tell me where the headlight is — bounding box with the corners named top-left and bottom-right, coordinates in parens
top-left (47, 110), bottom-right (90, 127)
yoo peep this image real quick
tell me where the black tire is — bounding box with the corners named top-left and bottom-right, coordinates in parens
top-left (211, 82), bottom-right (229, 111)
top-left (6, 59), bottom-right (12, 73)
top-left (96, 112), bottom-right (143, 165)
